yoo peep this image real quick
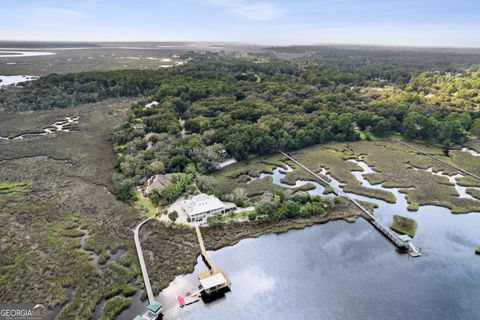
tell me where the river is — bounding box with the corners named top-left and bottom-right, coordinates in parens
top-left (148, 157), bottom-right (480, 320)
top-left (0, 75), bottom-right (38, 87)
top-left (0, 51), bottom-right (55, 58)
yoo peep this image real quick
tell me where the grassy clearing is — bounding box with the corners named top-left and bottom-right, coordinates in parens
top-left (133, 191), bottom-right (157, 217)
top-left (390, 215), bottom-right (417, 238)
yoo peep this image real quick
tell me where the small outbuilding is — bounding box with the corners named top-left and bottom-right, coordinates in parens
top-left (199, 272), bottom-right (230, 295)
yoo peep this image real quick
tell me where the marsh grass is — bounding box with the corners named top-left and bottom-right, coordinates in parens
top-left (0, 99), bottom-right (142, 319)
top-left (390, 215), bottom-right (417, 238)
top-left (216, 141), bottom-right (480, 213)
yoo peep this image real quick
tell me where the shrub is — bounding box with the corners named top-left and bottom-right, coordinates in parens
top-left (333, 196), bottom-right (343, 205)
top-left (168, 211), bottom-right (178, 222)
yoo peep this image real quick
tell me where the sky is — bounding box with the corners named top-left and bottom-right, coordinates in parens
top-left (2, 0), bottom-right (480, 46)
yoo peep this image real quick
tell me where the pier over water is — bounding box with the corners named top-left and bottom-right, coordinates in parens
top-left (195, 226), bottom-right (232, 293)
top-left (280, 151), bottom-right (421, 257)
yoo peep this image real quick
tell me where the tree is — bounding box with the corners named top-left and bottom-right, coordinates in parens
top-left (402, 112), bottom-right (438, 140)
top-left (470, 118), bottom-right (480, 137)
top-left (168, 211), bottom-right (178, 222)
top-left (255, 199), bottom-right (277, 216)
top-left (149, 191), bottom-right (161, 206)
top-left (112, 173), bottom-right (134, 201)
top-left (439, 118), bottom-right (466, 145)
top-left (148, 160), bottom-right (165, 175)
top-left (248, 211), bottom-right (257, 221)
top-left (161, 173), bottom-right (192, 203)
top-left (196, 175), bottom-right (219, 193)
top-left (229, 188), bottom-right (248, 207)
top-left (372, 118), bottom-right (391, 136)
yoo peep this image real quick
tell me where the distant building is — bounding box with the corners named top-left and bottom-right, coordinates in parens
top-left (145, 101), bottom-right (159, 109)
top-left (132, 123), bottom-right (145, 130)
top-left (144, 174), bottom-right (172, 196)
top-left (182, 193), bottom-right (236, 222)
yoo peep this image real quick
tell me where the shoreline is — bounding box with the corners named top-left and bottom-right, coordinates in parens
top-left (141, 200), bottom-right (359, 298)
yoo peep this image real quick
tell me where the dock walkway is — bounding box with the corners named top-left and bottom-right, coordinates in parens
top-left (280, 151), bottom-right (421, 257)
top-left (133, 217), bottom-right (156, 304)
top-left (398, 140), bottom-right (480, 181)
top-left (194, 225), bottom-right (231, 288)
top-left (195, 225), bottom-right (219, 271)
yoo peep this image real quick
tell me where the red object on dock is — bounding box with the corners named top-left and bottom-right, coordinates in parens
top-left (177, 295), bottom-right (185, 307)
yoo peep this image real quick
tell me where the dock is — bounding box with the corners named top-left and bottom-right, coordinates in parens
top-left (398, 140), bottom-right (480, 181)
top-left (195, 225), bottom-right (231, 293)
top-left (280, 151), bottom-right (421, 257)
top-left (133, 217), bottom-right (156, 304)
top-left (133, 218), bottom-right (164, 319)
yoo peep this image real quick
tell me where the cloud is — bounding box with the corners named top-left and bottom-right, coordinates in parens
top-left (207, 0), bottom-right (283, 20)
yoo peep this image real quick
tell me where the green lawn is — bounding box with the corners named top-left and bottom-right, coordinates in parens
top-left (134, 191), bottom-right (157, 217)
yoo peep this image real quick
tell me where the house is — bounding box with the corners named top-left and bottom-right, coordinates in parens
top-left (182, 193), bottom-right (236, 222)
top-left (144, 174), bottom-right (172, 196)
top-left (132, 123), bottom-right (145, 130)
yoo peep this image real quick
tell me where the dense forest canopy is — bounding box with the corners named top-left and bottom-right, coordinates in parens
top-left (1, 48), bottom-right (479, 199)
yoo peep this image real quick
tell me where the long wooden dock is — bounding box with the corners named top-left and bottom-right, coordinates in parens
top-left (133, 218), bottom-right (156, 304)
top-left (195, 225), bottom-right (219, 271)
top-left (195, 226), bottom-right (231, 291)
top-left (280, 151), bottom-right (421, 257)
top-left (398, 140), bottom-right (480, 181)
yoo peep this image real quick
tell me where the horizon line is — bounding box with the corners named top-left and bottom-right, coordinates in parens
top-left (1, 39), bottom-right (480, 50)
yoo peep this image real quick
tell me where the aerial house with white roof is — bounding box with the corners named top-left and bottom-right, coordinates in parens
top-left (182, 193), bottom-right (236, 222)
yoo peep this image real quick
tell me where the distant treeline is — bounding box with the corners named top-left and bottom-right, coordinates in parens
top-left (266, 45), bottom-right (480, 84)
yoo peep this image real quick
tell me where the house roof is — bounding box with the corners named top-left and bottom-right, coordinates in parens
top-left (199, 273), bottom-right (228, 290)
top-left (183, 193), bottom-right (225, 216)
top-left (145, 101), bottom-right (159, 109)
top-left (147, 302), bottom-right (163, 312)
top-left (144, 174), bottom-right (172, 194)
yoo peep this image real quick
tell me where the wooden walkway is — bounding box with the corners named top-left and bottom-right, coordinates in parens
top-left (133, 218), bottom-right (156, 304)
top-left (280, 151), bottom-right (421, 257)
top-left (398, 140), bottom-right (480, 181)
top-left (195, 225), bottom-right (219, 271)
top-left (194, 226), bottom-right (231, 285)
